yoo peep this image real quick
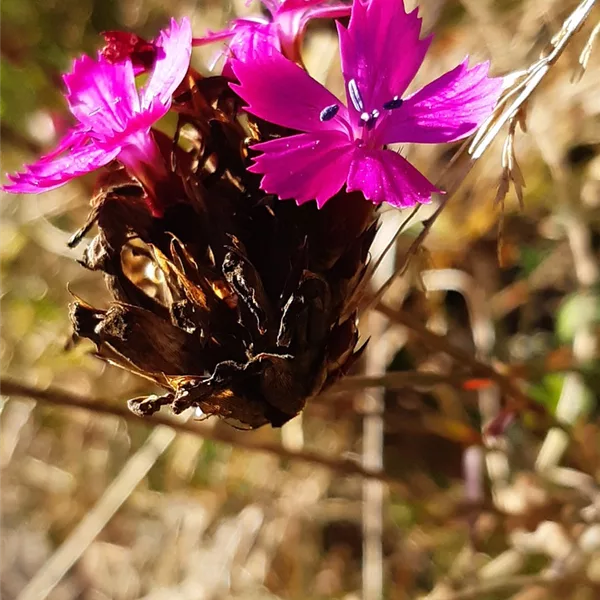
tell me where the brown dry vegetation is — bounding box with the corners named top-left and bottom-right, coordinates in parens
top-left (2, 0), bottom-right (600, 598)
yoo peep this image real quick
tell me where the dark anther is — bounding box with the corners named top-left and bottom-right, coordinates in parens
top-left (319, 104), bottom-right (340, 122)
top-left (348, 79), bottom-right (364, 112)
top-left (383, 96), bottom-right (403, 110)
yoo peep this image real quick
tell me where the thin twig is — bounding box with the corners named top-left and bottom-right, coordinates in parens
top-left (335, 371), bottom-right (470, 390)
top-left (0, 377), bottom-right (405, 489)
top-left (361, 140), bottom-right (472, 313)
top-left (374, 301), bottom-right (536, 415)
top-left (421, 269), bottom-right (495, 360)
top-left (335, 355), bottom-right (592, 392)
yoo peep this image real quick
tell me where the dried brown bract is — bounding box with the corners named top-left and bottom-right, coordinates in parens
top-left (69, 72), bottom-right (377, 428)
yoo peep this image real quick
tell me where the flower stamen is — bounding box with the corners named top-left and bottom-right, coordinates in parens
top-left (319, 104), bottom-right (340, 121)
top-left (383, 96), bottom-right (403, 110)
top-left (347, 78), bottom-right (364, 112)
top-left (360, 108), bottom-right (380, 130)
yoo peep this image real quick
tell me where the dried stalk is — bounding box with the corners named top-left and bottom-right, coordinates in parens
top-left (361, 325), bottom-right (386, 600)
top-left (0, 377), bottom-right (405, 489)
top-left (470, 0), bottom-right (598, 159)
top-left (360, 221), bottom-right (397, 600)
top-left (374, 301), bottom-right (541, 419)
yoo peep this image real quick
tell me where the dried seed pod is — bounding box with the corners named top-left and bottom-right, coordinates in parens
top-left (69, 72), bottom-right (377, 428)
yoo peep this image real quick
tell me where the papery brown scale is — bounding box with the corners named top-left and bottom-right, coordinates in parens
top-left (101, 31), bottom-right (157, 71)
top-left (68, 70), bottom-right (377, 428)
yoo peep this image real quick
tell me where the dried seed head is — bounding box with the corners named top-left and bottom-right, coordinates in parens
top-left (69, 71), bottom-right (377, 428)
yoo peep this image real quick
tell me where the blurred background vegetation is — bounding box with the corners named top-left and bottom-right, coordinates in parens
top-left (2, 0), bottom-right (600, 598)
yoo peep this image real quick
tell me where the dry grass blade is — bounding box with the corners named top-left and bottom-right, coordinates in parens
top-left (16, 425), bottom-right (180, 600)
top-left (367, 0), bottom-right (597, 334)
top-left (360, 236), bottom-right (395, 600)
top-left (573, 19), bottom-right (600, 81)
top-left (496, 114), bottom-right (527, 209)
top-left (470, 0), bottom-right (598, 160)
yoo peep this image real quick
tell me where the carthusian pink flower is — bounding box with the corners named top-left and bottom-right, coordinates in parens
top-left (3, 18), bottom-right (192, 216)
top-left (193, 0), bottom-right (351, 75)
top-left (231, 0), bottom-right (503, 208)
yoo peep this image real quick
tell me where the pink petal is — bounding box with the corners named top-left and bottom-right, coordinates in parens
top-left (347, 147), bottom-right (440, 208)
top-left (3, 143), bottom-right (118, 194)
top-left (192, 17), bottom-right (271, 48)
top-left (249, 130), bottom-right (353, 207)
top-left (303, 3), bottom-right (352, 20)
top-left (226, 21), bottom-right (281, 64)
top-left (141, 18), bottom-right (192, 111)
top-left (276, 0), bottom-right (353, 12)
top-left (192, 28), bottom-right (237, 46)
top-left (337, 0), bottom-right (431, 117)
top-left (276, 2), bottom-right (351, 59)
top-left (194, 19), bottom-right (277, 76)
top-left (230, 51), bottom-right (350, 134)
top-left (381, 59), bottom-right (503, 145)
top-left (117, 129), bottom-right (167, 183)
top-left (64, 55), bottom-right (140, 138)
top-left (261, 0), bottom-right (281, 14)
top-left (32, 126), bottom-right (90, 163)
top-left (279, 0), bottom-right (326, 10)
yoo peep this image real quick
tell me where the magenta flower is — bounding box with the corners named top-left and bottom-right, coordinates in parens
top-left (193, 0), bottom-right (351, 75)
top-left (3, 18), bottom-right (192, 216)
top-left (231, 0), bottom-right (503, 208)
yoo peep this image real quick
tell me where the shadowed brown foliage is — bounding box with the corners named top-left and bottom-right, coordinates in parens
top-left (68, 71), bottom-right (378, 428)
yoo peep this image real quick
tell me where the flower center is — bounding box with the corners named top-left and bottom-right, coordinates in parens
top-left (347, 80), bottom-right (405, 135)
top-left (317, 82), bottom-right (406, 143)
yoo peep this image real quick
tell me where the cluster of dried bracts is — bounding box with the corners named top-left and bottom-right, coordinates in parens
top-left (3, 0), bottom-right (502, 428)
